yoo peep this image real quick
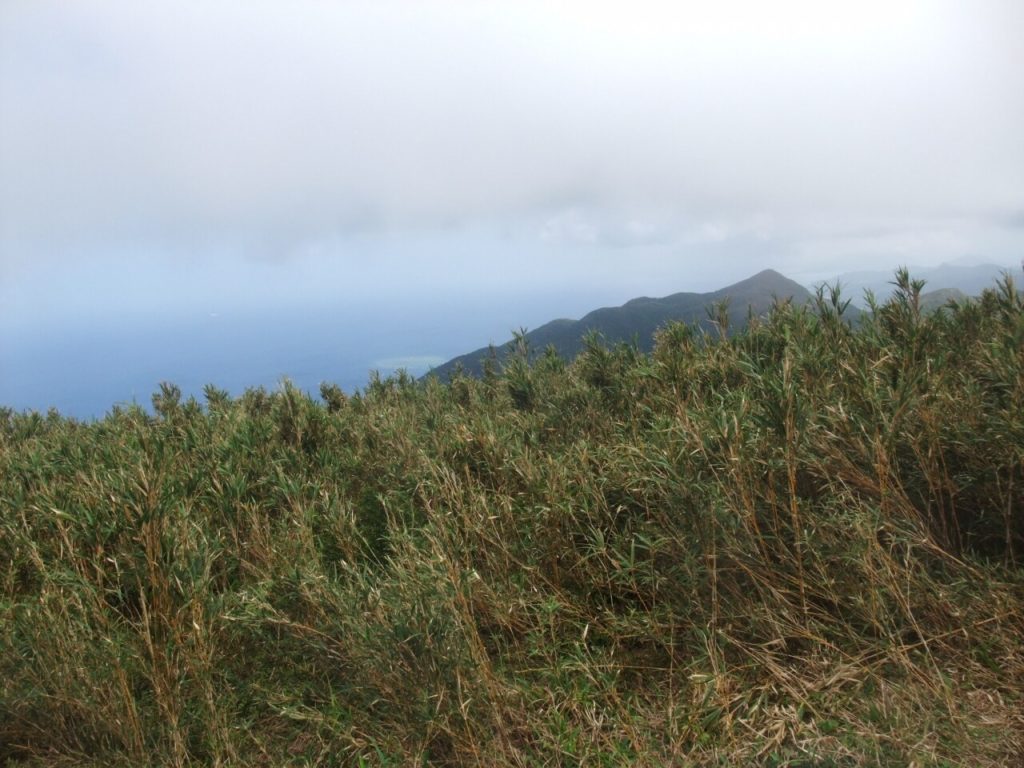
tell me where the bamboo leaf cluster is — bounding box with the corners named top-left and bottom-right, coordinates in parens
top-left (1, 275), bottom-right (1022, 766)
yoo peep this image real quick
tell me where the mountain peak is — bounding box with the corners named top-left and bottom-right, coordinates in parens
top-left (750, 268), bottom-right (786, 279)
top-left (719, 268), bottom-right (804, 293)
top-left (426, 269), bottom-right (813, 380)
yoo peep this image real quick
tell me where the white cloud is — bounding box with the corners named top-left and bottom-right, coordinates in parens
top-left (1, 0), bottom-right (1022, 282)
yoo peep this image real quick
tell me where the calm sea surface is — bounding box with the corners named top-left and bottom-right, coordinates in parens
top-left (0, 304), bottom-right (483, 419)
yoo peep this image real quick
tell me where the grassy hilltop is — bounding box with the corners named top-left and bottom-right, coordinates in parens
top-left (2, 272), bottom-right (1023, 766)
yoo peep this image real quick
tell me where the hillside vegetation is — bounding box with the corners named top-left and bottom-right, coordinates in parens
top-left (2, 272), bottom-right (1023, 766)
top-left (429, 269), bottom-right (818, 379)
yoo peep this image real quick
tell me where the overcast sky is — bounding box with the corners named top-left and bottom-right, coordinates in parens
top-left (2, 0), bottom-right (1023, 331)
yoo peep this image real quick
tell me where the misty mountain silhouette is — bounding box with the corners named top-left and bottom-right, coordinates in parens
top-left (829, 263), bottom-right (1014, 307)
top-left (427, 269), bottom-right (815, 379)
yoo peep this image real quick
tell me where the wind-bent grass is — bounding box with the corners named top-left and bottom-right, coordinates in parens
top-left (2, 271), bottom-right (1022, 766)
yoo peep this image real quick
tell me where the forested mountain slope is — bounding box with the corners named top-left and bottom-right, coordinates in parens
top-left (429, 268), bottom-right (815, 379)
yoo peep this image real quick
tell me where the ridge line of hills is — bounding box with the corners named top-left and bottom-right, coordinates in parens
top-left (425, 264), bottom-right (1017, 381)
top-left (426, 269), bottom-right (815, 380)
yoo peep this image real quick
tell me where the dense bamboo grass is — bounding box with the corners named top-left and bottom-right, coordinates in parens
top-left (2, 272), bottom-right (1022, 766)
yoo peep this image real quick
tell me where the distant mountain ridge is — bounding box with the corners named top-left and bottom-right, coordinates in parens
top-left (427, 269), bottom-right (814, 379)
top-left (919, 287), bottom-right (969, 313)
top-left (826, 262), bottom-right (1015, 307)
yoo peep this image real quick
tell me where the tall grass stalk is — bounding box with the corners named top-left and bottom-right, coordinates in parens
top-left (2, 273), bottom-right (1022, 765)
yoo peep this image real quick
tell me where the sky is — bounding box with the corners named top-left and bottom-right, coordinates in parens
top-left (2, 1), bottom-right (1023, 413)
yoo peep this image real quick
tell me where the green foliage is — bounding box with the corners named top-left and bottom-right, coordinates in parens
top-left (432, 268), bottom-right (820, 380)
top-left (1, 274), bottom-right (1022, 766)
